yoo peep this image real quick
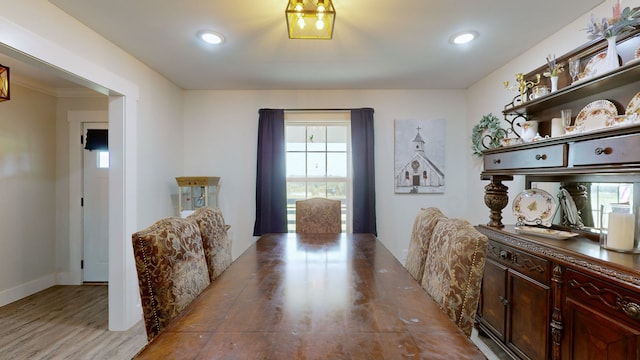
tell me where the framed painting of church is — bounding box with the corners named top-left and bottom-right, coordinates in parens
top-left (394, 119), bottom-right (445, 194)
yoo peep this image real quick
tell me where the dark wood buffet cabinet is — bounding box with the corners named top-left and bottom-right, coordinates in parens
top-left (475, 32), bottom-right (640, 360)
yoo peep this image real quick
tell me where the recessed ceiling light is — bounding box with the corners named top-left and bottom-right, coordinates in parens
top-left (450, 31), bottom-right (478, 45)
top-left (198, 30), bottom-right (224, 45)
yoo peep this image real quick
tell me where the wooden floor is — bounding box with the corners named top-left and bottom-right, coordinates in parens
top-left (0, 285), bottom-right (508, 360)
top-left (0, 285), bottom-right (146, 360)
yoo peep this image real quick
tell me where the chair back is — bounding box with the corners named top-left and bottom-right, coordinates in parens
top-left (187, 207), bottom-right (232, 281)
top-left (421, 218), bottom-right (488, 337)
top-left (405, 207), bottom-right (447, 283)
top-left (132, 217), bottom-right (211, 341)
top-left (295, 198), bottom-right (342, 233)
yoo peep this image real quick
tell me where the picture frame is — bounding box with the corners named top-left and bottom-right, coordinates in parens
top-left (394, 119), bottom-right (445, 194)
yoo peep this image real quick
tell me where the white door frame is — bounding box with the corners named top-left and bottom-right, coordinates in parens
top-left (0, 16), bottom-right (140, 331)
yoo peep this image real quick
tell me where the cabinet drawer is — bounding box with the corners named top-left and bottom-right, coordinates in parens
top-left (487, 240), bottom-right (550, 285)
top-left (566, 268), bottom-right (640, 327)
top-left (484, 144), bottom-right (566, 170)
top-left (571, 133), bottom-right (640, 166)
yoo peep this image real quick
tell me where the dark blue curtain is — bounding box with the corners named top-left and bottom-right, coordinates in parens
top-left (351, 108), bottom-right (377, 235)
top-left (253, 109), bottom-right (288, 235)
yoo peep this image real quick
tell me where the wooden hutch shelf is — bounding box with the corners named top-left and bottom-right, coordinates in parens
top-left (476, 31), bottom-right (640, 360)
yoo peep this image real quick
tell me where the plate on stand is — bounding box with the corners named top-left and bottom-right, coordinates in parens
top-left (512, 189), bottom-right (557, 227)
top-left (626, 91), bottom-right (640, 118)
top-left (574, 100), bottom-right (618, 132)
top-left (577, 52), bottom-right (607, 81)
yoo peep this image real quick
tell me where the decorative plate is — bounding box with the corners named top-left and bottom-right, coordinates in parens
top-left (514, 226), bottom-right (579, 240)
top-left (578, 51), bottom-right (611, 80)
top-left (625, 91), bottom-right (640, 118)
top-left (578, 51), bottom-right (607, 81)
top-left (574, 100), bottom-right (618, 132)
top-left (512, 188), bottom-right (557, 227)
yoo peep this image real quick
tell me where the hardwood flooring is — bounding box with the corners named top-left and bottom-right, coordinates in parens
top-left (0, 285), bottom-right (146, 360)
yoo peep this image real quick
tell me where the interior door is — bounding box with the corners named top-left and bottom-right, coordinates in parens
top-left (83, 122), bottom-right (109, 282)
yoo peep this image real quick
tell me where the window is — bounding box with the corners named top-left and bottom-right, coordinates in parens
top-left (590, 182), bottom-right (633, 228)
top-left (97, 151), bottom-right (110, 169)
top-left (285, 112), bottom-right (351, 232)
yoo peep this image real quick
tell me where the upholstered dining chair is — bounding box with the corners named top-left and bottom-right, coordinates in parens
top-left (420, 217), bottom-right (488, 337)
top-left (295, 197), bottom-right (342, 233)
top-left (132, 217), bottom-right (211, 341)
top-left (187, 207), bottom-right (232, 281)
top-left (405, 207), bottom-right (448, 283)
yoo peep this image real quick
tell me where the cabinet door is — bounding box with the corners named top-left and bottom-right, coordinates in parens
top-left (480, 258), bottom-right (508, 340)
top-left (507, 271), bottom-right (551, 360)
top-left (564, 299), bottom-right (640, 360)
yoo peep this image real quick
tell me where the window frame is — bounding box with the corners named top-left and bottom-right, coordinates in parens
top-left (285, 113), bottom-right (352, 233)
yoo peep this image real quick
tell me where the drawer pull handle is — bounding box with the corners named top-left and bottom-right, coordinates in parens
top-left (499, 250), bottom-right (508, 260)
top-left (535, 154), bottom-right (547, 160)
top-left (493, 159), bottom-right (501, 164)
top-left (594, 147), bottom-right (612, 155)
top-left (623, 302), bottom-right (640, 320)
top-left (499, 296), bottom-right (509, 307)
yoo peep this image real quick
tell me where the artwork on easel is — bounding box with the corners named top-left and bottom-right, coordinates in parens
top-left (394, 119), bottom-right (445, 194)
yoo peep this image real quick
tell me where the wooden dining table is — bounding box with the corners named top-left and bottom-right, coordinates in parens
top-left (133, 233), bottom-right (485, 359)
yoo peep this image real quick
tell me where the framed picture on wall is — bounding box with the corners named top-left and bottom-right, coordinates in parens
top-left (394, 119), bottom-right (446, 194)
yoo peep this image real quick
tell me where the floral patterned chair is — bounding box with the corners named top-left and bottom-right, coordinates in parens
top-left (132, 217), bottom-right (211, 341)
top-left (420, 218), bottom-right (488, 337)
top-left (404, 207), bottom-right (447, 283)
top-left (295, 198), bottom-right (342, 233)
top-left (187, 207), bottom-right (232, 281)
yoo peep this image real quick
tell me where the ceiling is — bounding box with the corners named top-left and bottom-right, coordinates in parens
top-left (7, 0), bottom-right (607, 91)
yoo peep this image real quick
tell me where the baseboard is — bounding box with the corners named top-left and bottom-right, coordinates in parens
top-left (56, 271), bottom-right (82, 285)
top-left (0, 274), bottom-right (56, 307)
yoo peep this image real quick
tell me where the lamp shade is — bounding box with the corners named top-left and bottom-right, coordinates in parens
top-left (285, 0), bottom-right (336, 39)
top-left (0, 64), bottom-right (9, 102)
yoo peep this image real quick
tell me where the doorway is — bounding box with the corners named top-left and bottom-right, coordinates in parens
top-left (82, 122), bottom-right (109, 282)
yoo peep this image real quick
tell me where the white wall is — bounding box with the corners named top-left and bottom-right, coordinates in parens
top-left (183, 89), bottom-right (468, 260)
top-left (0, 84), bottom-right (57, 304)
top-left (1, 0), bottom-right (184, 330)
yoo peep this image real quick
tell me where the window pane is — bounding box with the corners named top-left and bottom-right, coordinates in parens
top-left (327, 182), bottom-right (346, 198)
top-left (286, 126), bottom-right (306, 151)
top-left (327, 126), bottom-right (347, 151)
top-left (307, 126), bottom-right (326, 152)
top-left (287, 182), bottom-right (307, 202)
top-left (286, 153), bottom-right (306, 177)
top-left (307, 153), bottom-right (326, 177)
top-left (327, 153), bottom-right (347, 177)
top-left (306, 182), bottom-right (327, 198)
top-left (98, 151), bottom-right (109, 168)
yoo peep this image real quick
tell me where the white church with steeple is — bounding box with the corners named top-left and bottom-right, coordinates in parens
top-left (394, 125), bottom-right (445, 193)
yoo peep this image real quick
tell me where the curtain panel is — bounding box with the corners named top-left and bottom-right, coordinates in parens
top-left (351, 108), bottom-right (377, 235)
top-left (253, 109), bottom-right (288, 235)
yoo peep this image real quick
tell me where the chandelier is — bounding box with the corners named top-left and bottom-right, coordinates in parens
top-left (0, 64), bottom-right (9, 102)
top-left (285, 0), bottom-right (336, 39)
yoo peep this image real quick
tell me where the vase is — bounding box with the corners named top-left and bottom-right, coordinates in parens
top-left (605, 35), bottom-right (620, 72)
top-left (550, 76), bottom-right (558, 92)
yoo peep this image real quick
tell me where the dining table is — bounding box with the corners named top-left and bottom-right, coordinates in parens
top-left (132, 233), bottom-right (485, 359)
